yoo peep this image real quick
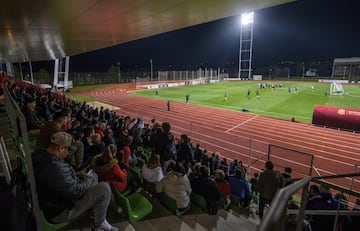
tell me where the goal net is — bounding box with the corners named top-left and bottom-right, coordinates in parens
top-left (330, 82), bottom-right (344, 95)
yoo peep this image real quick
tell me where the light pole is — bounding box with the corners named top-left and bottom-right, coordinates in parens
top-left (238, 12), bottom-right (254, 79)
top-left (269, 68), bottom-right (272, 80)
top-left (150, 59), bottom-right (153, 82)
top-left (117, 62), bottom-right (120, 77)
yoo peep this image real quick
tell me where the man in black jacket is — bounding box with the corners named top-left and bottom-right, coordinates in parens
top-left (32, 132), bottom-right (118, 231)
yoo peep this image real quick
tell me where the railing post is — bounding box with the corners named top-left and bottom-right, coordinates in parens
top-left (348, 164), bottom-right (358, 201)
top-left (296, 183), bottom-right (309, 231)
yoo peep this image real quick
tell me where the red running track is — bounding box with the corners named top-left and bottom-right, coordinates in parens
top-left (76, 83), bottom-right (360, 193)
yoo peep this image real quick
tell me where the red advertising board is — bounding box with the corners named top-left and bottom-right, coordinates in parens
top-left (312, 105), bottom-right (360, 132)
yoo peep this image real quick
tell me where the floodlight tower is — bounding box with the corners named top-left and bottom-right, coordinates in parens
top-left (238, 12), bottom-right (254, 79)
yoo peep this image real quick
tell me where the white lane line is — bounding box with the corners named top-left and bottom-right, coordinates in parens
top-left (225, 115), bottom-right (259, 133)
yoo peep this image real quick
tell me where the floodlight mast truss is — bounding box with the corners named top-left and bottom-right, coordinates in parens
top-left (238, 12), bottom-right (254, 79)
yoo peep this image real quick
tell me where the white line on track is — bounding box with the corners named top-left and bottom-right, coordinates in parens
top-left (225, 115), bottom-right (259, 133)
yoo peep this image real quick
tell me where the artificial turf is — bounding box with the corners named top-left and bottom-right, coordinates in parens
top-left (131, 81), bottom-right (360, 123)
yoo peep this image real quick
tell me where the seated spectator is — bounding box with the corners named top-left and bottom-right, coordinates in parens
top-left (190, 165), bottom-right (221, 215)
top-left (91, 144), bottom-right (128, 193)
top-left (307, 184), bottom-right (320, 201)
top-left (116, 135), bottom-right (135, 168)
top-left (142, 154), bottom-right (164, 183)
top-left (35, 111), bottom-right (68, 150)
top-left (157, 162), bottom-right (192, 212)
top-left (83, 134), bottom-right (105, 168)
top-left (32, 132), bottom-right (118, 231)
top-left (285, 200), bottom-right (312, 231)
top-left (103, 128), bottom-right (115, 146)
top-left (214, 169), bottom-right (231, 204)
top-left (306, 185), bottom-right (350, 231)
top-left (349, 198), bottom-right (360, 231)
top-left (229, 168), bottom-right (251, 208)
top-left (22, 96), bottom-right (43, 135)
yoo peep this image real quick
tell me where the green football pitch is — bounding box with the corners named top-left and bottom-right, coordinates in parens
top-left (131, 81), bottom-right (360, 123)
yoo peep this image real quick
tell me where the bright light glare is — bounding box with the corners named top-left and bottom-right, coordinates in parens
top-left (241, 12), bottom-right (254, 25)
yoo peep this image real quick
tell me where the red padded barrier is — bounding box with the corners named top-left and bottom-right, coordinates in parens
top-left (312, 105), bottom-right (360, 132)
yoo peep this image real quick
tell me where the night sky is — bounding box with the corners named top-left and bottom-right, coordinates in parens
top-left (69, 0), bottom-right (360, 73)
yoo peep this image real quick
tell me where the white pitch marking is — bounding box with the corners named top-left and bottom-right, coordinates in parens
top-left (225, 115), bottom-right (259, 133)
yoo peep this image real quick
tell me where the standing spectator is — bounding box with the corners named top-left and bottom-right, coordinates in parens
top-left (193, 144), bottom-right (203, 163)
top-left (157, 162), bottom-right (192, 212)
top-left (219, 157), bottom-right (229, 175)
top-left (32, 132), bottom-right (118, 231)
top-left (257, 160), bottom-right (284, 218)
top-left (91, 144), bottom-right (128, 193)
top-left (229, 159), bottom-right (238, 175)
top-left (190, 166), bottom-right (221, 215)
top-left (176, 134), bottom-right (193, 173)
top-left (151, 122), bottom-right (176, 173)
top-left (250, 172), bottom-right (259, 196)
top-left (282, 167), bottom-right (294, 187)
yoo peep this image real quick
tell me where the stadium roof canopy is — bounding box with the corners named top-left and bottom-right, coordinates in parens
top-left (0, 0), bottom-right (293, 64)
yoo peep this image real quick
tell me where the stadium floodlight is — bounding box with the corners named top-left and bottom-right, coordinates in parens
top-left (238, 12), bottom-right (254, 79)
top-left (241, 12), bottom-right (254, 25)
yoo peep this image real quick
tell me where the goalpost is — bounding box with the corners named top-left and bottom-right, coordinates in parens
top-left (330, 82), bottom-right (344, 95)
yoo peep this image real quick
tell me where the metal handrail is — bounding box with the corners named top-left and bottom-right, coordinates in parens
top-left (258, 172), bottom-right (360, 231)
top-left (258, 176), bottom-right (312, 231)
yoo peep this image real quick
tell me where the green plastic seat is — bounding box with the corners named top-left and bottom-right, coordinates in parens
top-left (219, 197), bottom-right (231, 210)
top-left (230, 193), bottom-right (241, 207)
top-left (113, 190), bottom-right (153, 223)
top-left (136, 156), bottom-right (145, 168)
top-left (158, 192), bottom-right (189, 216)
top-left (129, 166), bottom-right (143, 185)
top-left (41, 211), bottom-right (69, 231)
top-left (190, 192), bottom-right (207, 211)
top-left (143, 180), bottom-right (158, 198)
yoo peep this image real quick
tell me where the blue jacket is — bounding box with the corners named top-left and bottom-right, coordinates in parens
top-left (229, 176), bottom-right (251, 201)
top-left (306, 192), bottom-right (351, 231)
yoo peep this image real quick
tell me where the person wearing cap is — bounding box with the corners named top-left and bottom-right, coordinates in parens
top-left (32, 132), bottom-right (118, 231)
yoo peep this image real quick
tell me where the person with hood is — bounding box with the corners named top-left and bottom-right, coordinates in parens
top-left (91, 144), bottom-right (128, 193)
top-left (157, 161), bottom-right (192, 212)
